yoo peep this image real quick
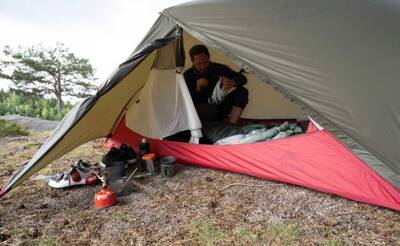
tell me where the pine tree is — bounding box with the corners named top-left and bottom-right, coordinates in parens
top-left (0, 43), bottom-right (96, 115)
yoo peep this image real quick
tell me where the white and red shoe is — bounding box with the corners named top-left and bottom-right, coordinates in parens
top-left (48, 160), bottom-right (99, 188)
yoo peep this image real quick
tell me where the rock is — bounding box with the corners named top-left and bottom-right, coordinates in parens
top-left (0, 115), bottom-right (58, 132)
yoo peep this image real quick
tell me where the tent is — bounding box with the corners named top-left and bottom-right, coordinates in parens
top-left (1, 0), bottom-right (400, 211)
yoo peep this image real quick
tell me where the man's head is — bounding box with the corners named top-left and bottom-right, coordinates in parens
top-left (189, 44), bottom-right (210, 74)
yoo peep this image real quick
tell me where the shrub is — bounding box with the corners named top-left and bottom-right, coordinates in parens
top-left (0, 89), bottom-right (75, 120)
top-left (0, 119), bottom-right (29, 137)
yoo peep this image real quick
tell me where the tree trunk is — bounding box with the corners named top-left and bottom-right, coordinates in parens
top-left (56, 95), bottom-right (62, 117)
top-left (55, 77), bottom-right (63, 117)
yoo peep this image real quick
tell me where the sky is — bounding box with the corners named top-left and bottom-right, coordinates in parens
top-left (0, 0), bottom-right (189, 90)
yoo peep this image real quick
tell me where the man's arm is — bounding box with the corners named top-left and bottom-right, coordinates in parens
top-left (218, 64), bottom-right (247, 89)
top-left (184, 69), bottom-right (200, 103)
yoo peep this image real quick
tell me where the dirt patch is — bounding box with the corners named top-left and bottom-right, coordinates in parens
top-left (0, 132), bottom-right (399, 245)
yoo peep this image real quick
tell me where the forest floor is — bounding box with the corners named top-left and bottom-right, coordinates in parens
top-left (0, 117), bottom-right (399, 245)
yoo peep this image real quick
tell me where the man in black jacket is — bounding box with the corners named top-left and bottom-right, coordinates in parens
top-left (184, 45), bottom-right (248, 124)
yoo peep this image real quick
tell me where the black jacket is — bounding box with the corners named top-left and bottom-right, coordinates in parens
top-left (183, 62), bottom-right (247, 104)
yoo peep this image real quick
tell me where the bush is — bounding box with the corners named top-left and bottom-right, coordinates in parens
top-left (0, 119), bottom-right (29, 137)
top-left (0, 89), bottom-right (75, 120)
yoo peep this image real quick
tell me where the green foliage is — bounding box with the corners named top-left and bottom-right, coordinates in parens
top-left (0, 206), bottom-right (5, 218)
top-left (0, 119), bottom-right (29, 137)
top-left (234, 225), bottom-right (260, 244)
top-left (36, 238), bottom-right (59, 246)
top-left (191, 219), bottom-right (225, 246)
top-left (0, 43), bottom-right (96, 114)
top-left (323, 233), bottom-right (345, 246)
top-left (0, 89), bottom-right (74, 120)
top-left (189, 219), bottom-right (303, 245)
top-left (264, 223), bottom-right (299, 245)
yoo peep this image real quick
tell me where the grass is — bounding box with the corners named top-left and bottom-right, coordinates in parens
top-left (234, 225), bottom-right (260, 244)
top-left (36, 238), bottom-right (59, 246)
top-left (191, 219), bottom-right (225, 246)
top-left (113, 210), bottom-right (130, 222)
top-left (190, 219), bottom-right (301, 245)
top-left (38, 165), bottom-right (57, 175)
top-left (263, 222), bottom-right (299, 245)
top-left (0, 228), bottom-right (58, 246)
top-left (0, 206), bottom-right (5, 218)
top-left (0, 119), bottom-right (29, 137)
top-left (323, 233), bottom-right (345, 246)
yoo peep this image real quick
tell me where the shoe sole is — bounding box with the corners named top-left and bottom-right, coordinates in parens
top-left (48, 179), bottom-right (87, 189)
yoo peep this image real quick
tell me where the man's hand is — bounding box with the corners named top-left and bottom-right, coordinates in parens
top-left (220, 76), bottom-right (236, 90)
top-left (196, 78), bottom-right (209, 92)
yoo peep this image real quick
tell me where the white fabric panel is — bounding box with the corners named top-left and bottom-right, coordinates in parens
top-left (126, 69), bottom-right (201, 139)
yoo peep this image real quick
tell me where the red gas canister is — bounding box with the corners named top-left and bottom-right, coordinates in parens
top-left (94, 186), bottom-right (117, 209)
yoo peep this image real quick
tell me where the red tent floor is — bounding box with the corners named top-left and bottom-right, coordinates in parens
top-left (105, 119), bottom-right (400, 211)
